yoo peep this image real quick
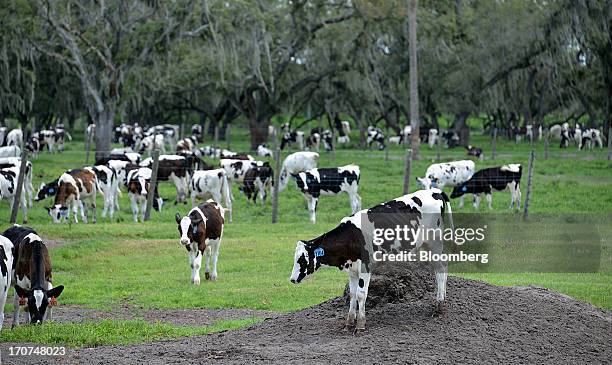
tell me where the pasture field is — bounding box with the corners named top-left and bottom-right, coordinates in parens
top-left (0, 125), bottom-right (610, 347)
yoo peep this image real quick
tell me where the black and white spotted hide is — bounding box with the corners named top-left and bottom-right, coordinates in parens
top-left (189, 169), bottom-right (233, 222)
top-left (242, 165), bottom-right (273, 206)
top-left (0, 234), bottom-right (14, 330)
top-left (451, 164), bottom-right (522, 209)
top-left (0, 166), bottom-right (28, 223)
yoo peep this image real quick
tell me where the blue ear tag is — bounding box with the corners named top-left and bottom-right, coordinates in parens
top-left (48, 188), bottom-right (54, 193)
top-left (60, 209), bottom-right (68, 217)
top-left (314, 247), bottom-right (324, 257)
top-left (462, 186), bottom-right (467, 192)
top-left (431, 180), bottom-right (437, 188)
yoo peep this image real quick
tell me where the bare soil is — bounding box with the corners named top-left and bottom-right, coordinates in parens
top-left (2, 264), bottom-right (610, 364)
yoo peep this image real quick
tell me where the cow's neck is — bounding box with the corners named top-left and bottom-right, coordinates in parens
top-left (31, 242), bottom-right (47, 290)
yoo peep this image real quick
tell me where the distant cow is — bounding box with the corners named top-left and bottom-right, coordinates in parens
top-left (3, 226), bottom-right (64, 327)
top-left (257, 144), bottom-right (273, 157)
top-left (366, 126), bottom-right (385, 150)
top-left (293, 165), bottom-right (362, 223)
top-left (451, 164), bottom-right (522, 209)
top-left (175, 201), bottom-right (225, 284)
top-left (140, 155), bottom-right (191, 204)
top-left (189, 169), bottom-right (232, 222)
top-left (290, 189), bottom-right (454, 330)
top-left (428, 129), bottom-right (439, 148)
top-left (126, 167), bottom-right (164, 222)
top-left (0, 157), bottom-right (34, 208)
top-left (465, 145), bottom-right (484, 160)
top-left (0, 234), bottom-right (13, 330)
top-left (53, 124), bottom-right (72, 152)
top-left (416, 160), bottom-right (475, 208)
top-left (88, 165), bottom-right (119, 220)
top-left (47, 169), bottom-right (101, 224)
top-left (280, 131), bottom-right (305, 150)
top-left (305, 129), bottom-right (321, 151)
top-left (242, 165), bottom-right (273, 206)
top-left (137, 134), bottom-right (166, 156)
top-left (219, 159), bottom-right (268, 198)
top-left (279, 151), bottom-right (319, 191)
top-left (321, 130), bottom-right (333, 151)
top-left (96, 150), bottom-right (141, 165)
top-left (442, 131), bottom-right (460, 148)
top-left (177, 136), bottom-right (198, 153)
top-left (6, 129), bottom-right (23, 147)
top-left (579, 129), bottom-right (604, 150)
top-left (0, 166), bottom-right (29, 223)
top-left (0, 145), bottom-right (20, 158)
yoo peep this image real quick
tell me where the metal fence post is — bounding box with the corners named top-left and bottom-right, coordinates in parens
top-left (402, 149), bottom-right (413, 195)
top-left (144, 149), bottom-right (160, 221)
top-left (523, 149), bottom-right (535, 220)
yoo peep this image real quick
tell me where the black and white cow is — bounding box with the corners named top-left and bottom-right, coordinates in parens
top-left (53, 124), bottom-right (72, 152)
top-left (219, 159), bottom-right (268, 199)
top-left (321, 130), bottom-right (333, 151)
top-left (189, 169), bottom-right (233, 222)
top-left (146, 124), bottom-right (179, 151)
top-left (279, 151), bottom-right (319, 191)
top-left (3, 226), bottom-right (64, 327)
top-left (140, 155), bottom-right (191, 203)
top-left (176, 136), bottom-right (198, 153)
top-left (335, 118), bottom-right (351, 145)
top-left (290, 189), bottom-right (454, 330)
top-left (579, 128), bottom-right (604, 150)
top-left (6, 128), bottom-right (23, 147)
top-left (451, 164), bottom-right (522, 209)
top-left (305, 129), bottom-right (322, 151)
top-left (0, 157), bottom-right (34, 208)
top-left (416, 160), bottom-right (475, 208)
top-left (191, 124), bottom-right (203, 142)
top-left (96, 150), bottom-right (141, 165)
top-left (0, 145), bottom-right (20, 158)
top-left (175, 201), bottom-right (225, 284)
top-left (242, 165), bottom-right (273, 206)
top-left (0, 233), bottom-right (13, 330)
top-left (257, 144), bottom-right (273, 157)
top-left (0, 127), bottom-right (6, 146)
top-left (280, 131), bottom-right (305, 150)
top-left (47, 169), bottom-right (101, 224)
top-left (293, 165), bottom-right (362, 223)
top-left (465, 145), bottom-right (484, 160)
top-left (366, 126), bottom-right (385, 150)
top-left (137, 134), bottom-right (166, 156)
top-left (88, 165), bottom-right (119, 220)
top-left (442, 130), bottom-right (460, 148)
top-left (0, 166), bottom-right (28, 223)
top-left (126, 167), bottom-right (164, 222)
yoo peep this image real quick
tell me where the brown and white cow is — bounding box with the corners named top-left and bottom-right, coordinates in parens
top-left (3, 226), bottom-right (64, 327)
top-left (126, 167), bottom-right (164, 222)
top-left (175, 201), bottom-right (225, 284)
top-left (46, 169), bottom-right (101, 224)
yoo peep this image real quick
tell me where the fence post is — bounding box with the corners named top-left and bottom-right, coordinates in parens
top-left (523, 149), bottom-right (535, 220)
top-left (271, 147), bottom-right (281, 223)
top-left (402, 149), bottom-right (413, 195)
top-left (385, 126), bottom-right (389, 161)
top-left (544, 130), bottom-right (549, 160)
top-left (225, 123), bottom-right (231, 149)
top-left (85, 126), bottom-right (93, 165)
top-left (608, 127), bottom-right (611, 160)
top-left (491, 128), bottom-right (497, 160)
top-left (10, 148), bottom-right (29, 224)
top-left (144, 149), bottom-right (160, 221)
top-left (214, 124), bottom-right (219, 149)
top-left (436, 130), bottom-right (442, 161)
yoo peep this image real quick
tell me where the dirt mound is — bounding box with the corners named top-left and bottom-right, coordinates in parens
top-left (5, 273), bottom-right (611, 364)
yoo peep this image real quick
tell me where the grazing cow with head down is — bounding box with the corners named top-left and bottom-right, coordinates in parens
top-left (46, 169), bottom-right (101, 224)
top-left (293, 165), bottom-right (362, 224)
top-left (290, 189), bottom-right (454, 330)
top-left (0, 234), bottom-right (13, 330)
top-left (0, 166), bottom-right (29, 223)
top-left (579, 128), bottom-right (604, 150)
top-left (0, 157), bottom-right (34, 207)
top-left (451, 164), bottom-right (522, 209)
top-left (175, 201), bottom-right (225, 284)
top-left (465, 145), bottom-right (484, 160)
top-left (257, 144), bottom-right (273, 157)
top-left (126, 167), bottom-right (164, 222)
top-left (189, 168), bottom-right (232, 222)
top-left (366, 126), bottom-right (385, 150)
top-left (2, 226), bottom-right (64, 327)
top-left (416, 160), bottom-right (475, 208)
top-left (279, 151), bottom-right (319, 191)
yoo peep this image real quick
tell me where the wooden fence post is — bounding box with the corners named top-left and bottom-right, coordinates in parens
top-left (491, 128), bottom-right (497, 160)
top-left (10, 148), bottom-right (29, 224)
top-left (214, 124), bottom-right (219, 149)
top-left (523, 149), bottom-right (535, 220)
top-left (144, 149), bottom-right (160, 221)
top-left (271, 147), bottom-right (281, 223)
top-left (402, 149), bottom-right (413, 195)
top-left (85, 126), bottom-right (93, 165)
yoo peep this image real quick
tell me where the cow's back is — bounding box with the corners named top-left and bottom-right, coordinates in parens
top-left (199, 202), bottom-right (224, 240)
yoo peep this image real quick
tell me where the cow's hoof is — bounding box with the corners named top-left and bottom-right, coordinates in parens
top-left (356, 319), bottom-right (366, 331)
top-left (210, 275), bottom-right (217, 282)
top-left (205, 272), bottom-right (211, 280)
top-left (353, 327), bottom-right (365, 336)
top-left (192, 277), bottom-right (201, 285)
top-left (432, 301), bottom-right (445, 317)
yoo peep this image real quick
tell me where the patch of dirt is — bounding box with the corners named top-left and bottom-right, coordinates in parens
top-left (2, 264), bottom-right (610, 364)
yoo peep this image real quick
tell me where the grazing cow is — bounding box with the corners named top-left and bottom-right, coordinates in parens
top-left (0, 145), bottom-right (21, 158)
top-left (465, 145), bottom-right (484, 160)
top-left (40, 130), bottom-right (57, 152)
top-left (416, 160), bottom-right (475, 208)
top-left (321, 130), bottom-right (333, 151)
top-left (290, 189), bottom-right (454, 330)
top-left (6, 129), bottom-right (23, 147)
top-left (192, 124), bottom-right (203, 142)
top-left (177, 136), bottom-right (198, 153)
top-left (196, 146), bottom-right (221, 159)
top-left (280, 131), bottom-right (305, 150)
top-left (279, 151), bottom-right (319, 191)
top-left (140, 155), bottom-right (191, 203)
top-left (388, 134), bottom-right (404, 145)
top-left (306, 129), bottom-right (322, 151)
top-left (219, 159), bottom-right (268, 198)
top-left (293, 165), bottom-right (362, 223)
top-left (579, 129), bottom-right (604, 150)
top-left (2, 226), bottom-right (64, 327)
top-left (53, 124), bottom-right (72, 152)
top-left (428, 129), bottom-right (439, 148)
top-left (0, 157), bottom-right (34, 207)
top-left (220, 151), bottom-right (253, 160)
top-left (88, 165), bottom-right (119, 220)
top-left (442, 131), bottom-right (460, 148)
top-left (47, 169), bottom-right (101, 223)
top-left (147, 124), bottom-right (179, 150)
top-left (126, 167), bottom-right (164, 222)
top-left (0, 234), bottom-right (13, 330)
top-left (96, 150), bottom-right (141, 165)
top-left (367, 126), bottom-right (385, 150)
top-left (189, 169), bottom-right (233, 222)
top-left (175, 201), bottom-right (225, 284)
top-left (242, 165), bottom-right (273, 206)
top-left (0, 166), bottom-right (28, 223)
top-left (257, 144), bottom-right (273, 157)
top-left (451, 164), bottom-right (522, 209)
top-left (26, 134), bottom-right (41, 158)
top-left (106, 160), bottom-right (139, 210)
top-left (137, 134), bottom-right (166, 156)
top-left (178, 150), bottom-right (213, 171)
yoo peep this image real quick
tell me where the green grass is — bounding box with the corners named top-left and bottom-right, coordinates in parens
top-left (0, 122), bottom-right (610, 347)
top-left (0, 318), bottom-right (262, 347)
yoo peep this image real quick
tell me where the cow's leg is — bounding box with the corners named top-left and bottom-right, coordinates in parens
top-left (45, 281), bottom-right (53, 321)
top-left (348, 190), bottom-right (361, 214)
top-left (71, 200), bottom-right (79, 223)
top-left (12, 293), bottom-right (21, 328)
top-left (430, 242), bottom-right (448, 316)
top-left (203, 246), bottom-right (211, 280)
top-left (345, 270), bottom-right (358, 328)
top-left (515, 184), bottom-right (522, 209)
top-left (486, 193), bottom-right (493, 210)
top-left (78, 200), bottom-right (88, 223)
top-left (210, 240), bottom-right (221, 281)
top-left (0, 279), bottom-right (9, 330)
top-left (189, 249), bottom-right (202, 285)
top-left (191, 190), bottom-right (197, 207)
top-left (90, 195), bottom-right (97, 223)
top-left (211, 190), bottom-right (222, 206)
top-left (473, 194), bottom-right (481, 209)
top-left (307, 195), bottom-right (317, 224)
top-left (355, 270), bottom-right (371, 331)
top-left (130, 194), bottom-right (139, 222)
top-left (140, 199), bottom-right (147, 222)
top-left (458, 195), bottom-right (465, 208)
top-left (20, 189), bottom-right (28, 224)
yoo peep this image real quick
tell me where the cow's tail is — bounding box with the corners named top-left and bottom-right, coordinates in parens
top-left (94, 175), bottom-right (105, 197)
top-left (221, 172), bottom-right (232, 223)
top-left (66, 132), bottom-right (73, 141)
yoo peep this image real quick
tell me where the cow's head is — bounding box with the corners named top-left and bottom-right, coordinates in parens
top-left (290, 240), bottom-right (321, 284)
top-left (175, 211), bottom-right (205, 250)
top-left (14, 284), bottom-right (64, 324)
top-left (416, 177), bottom-right (434, 189)
top-left (35, 181), bottom-right (58, 202)
top-left (46, 205), bottom-right (69, 223)
top-left (450, 183), bottom-right (469, 199)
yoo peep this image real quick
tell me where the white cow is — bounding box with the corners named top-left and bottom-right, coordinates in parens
top-left (416, 160), bottom-right (475, 208)
top-left (428, 129), bottom-right (439, 148)
top-left (137, 134), bottom-right (166, 156)
top-left (6, 129), bottom-right (23, 147)
top-left (0, 234), bottom-right (13, 330)
top-left (257, 144), bottom-right (273, 157)
top-left (0, 157), bottom-right (34, 208)
top-left (0, 146), bottom-right (20, 158)
top-left (189, 169), bottom-right (233, 222)
top-left (279, 151), bottom-right (319, 191)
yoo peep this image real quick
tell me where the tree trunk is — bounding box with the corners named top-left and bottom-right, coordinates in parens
top-left (453, 112), bottom-right (470, 146)
top-left (408, 0), bottom-right (420, 159)
top-left (95, 109), bottom-right (115, 161)
top-left (249, 115), bottom-right (269, 150)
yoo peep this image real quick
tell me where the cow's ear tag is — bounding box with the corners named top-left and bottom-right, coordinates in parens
top-left (192, 225), bottom-right (198, 235)
top-left (314, 247), bottom-right (324, 257)
top-left (462, 186), bottom-right (467, 192)
top-left (48, 188), bottom-right (54, 193)
top-left (19, 297), bottom-right (26, 306)
top-left (49, 297), bottom-right (58, 307)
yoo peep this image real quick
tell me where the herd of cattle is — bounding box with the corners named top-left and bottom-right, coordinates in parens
top-left (0, 117), bottom-right (587, 331)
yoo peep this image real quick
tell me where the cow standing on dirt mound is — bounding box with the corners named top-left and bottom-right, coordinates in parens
top-left (175, 201), bottom-right (225, 284)
top-left (2, 226), bottom-right (64, 327)
top-left (290, 189), bottom-right (454, 331)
